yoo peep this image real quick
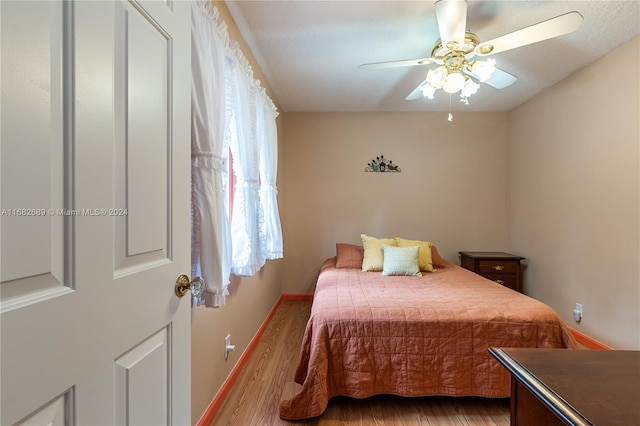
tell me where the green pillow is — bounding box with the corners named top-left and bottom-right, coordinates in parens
top-left (382, 244), bottom-right (421, 276)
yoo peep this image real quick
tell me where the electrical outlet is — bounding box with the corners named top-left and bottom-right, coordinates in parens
top-left (224, 334), bottom-right (236, 360)
top-left (573, 303), bottom-right (583, 323)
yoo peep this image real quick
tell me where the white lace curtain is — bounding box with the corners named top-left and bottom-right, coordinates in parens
top-left (191, 1), bottom-right (231, 308)
top-left (191, 1), bottom-right (282, 307)
top-left (227, 55), bottom-right (264, 276)
top-left (257, 91), bottom-right (283, 260)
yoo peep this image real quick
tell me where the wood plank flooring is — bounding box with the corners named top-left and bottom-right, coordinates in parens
top-left (210, 300), bottom-right (510, 425)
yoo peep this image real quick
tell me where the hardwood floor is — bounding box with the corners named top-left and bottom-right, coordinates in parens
top-left (210, 300), bottom-right (510, 425)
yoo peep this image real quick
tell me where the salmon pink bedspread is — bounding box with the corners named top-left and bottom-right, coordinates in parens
top-left (279, 258), bottom-right (577, 420)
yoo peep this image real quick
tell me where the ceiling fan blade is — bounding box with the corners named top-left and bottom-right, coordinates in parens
top-left (359, 57), bottom-right (434, 70)
top-left (475, 11), bottom-right (583, 57)
top-left (463, 66), bottom-right (517, 89)
top-left (435, 0), bottom-right (468, 47)
top-left (483, 68), bottom-right (517, 89)
top-left (405, 80), bottom-right (427, 100)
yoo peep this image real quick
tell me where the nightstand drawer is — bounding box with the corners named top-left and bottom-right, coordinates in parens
top-left (477, 260), bottom-right (518, 274)
top-left (482, 274), bottom-right (518, 290)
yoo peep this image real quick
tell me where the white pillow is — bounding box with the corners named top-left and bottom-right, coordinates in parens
top-left (381, 244), bottom-right (421, 276)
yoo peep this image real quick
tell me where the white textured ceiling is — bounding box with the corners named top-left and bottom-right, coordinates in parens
top-left (225, 1), bottom-right (640, 113)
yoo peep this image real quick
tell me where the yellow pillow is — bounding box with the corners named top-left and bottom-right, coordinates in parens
top-left (395, 237), bottom-right (434, 272)
top-left (361, 234), bottom-right (397, 271)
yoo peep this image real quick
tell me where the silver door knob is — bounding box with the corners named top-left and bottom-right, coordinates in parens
top-left (175, 274), bottom-right (204, 298)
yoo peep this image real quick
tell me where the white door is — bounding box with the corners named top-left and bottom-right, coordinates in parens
top-left (1, 1), bottom-right (192, 424)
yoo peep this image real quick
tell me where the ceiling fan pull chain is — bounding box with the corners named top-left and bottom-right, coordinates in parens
top-left (448, 93), bottom-right (453, 122)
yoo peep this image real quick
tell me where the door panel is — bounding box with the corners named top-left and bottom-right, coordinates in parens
top-left (113, 0), bottom-right (172, 275)
top-left (16, 392), bottom-right (71, 426)
top-left (0, 0), bottom-right (69, 302)
top-left (122, 1), bottom-right (169, 257)
top-left (1, 1), bottom-right (191, 424)
top-left (114, 327), bottom-right (170, 426)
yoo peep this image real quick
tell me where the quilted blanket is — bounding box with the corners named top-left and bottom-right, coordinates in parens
top-left (279, 258), bottom-right (577, 420)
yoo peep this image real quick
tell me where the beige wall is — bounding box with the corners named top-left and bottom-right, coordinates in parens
top-left (191, 3), bottom-right (284, 424)
top-left (191, 263), bottom-right (283, 424)
top-left (280, 111), bottom-right (511, 294)
top-left (508, 36), bottom-right (640, 350)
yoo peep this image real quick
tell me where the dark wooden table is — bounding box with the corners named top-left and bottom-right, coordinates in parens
top-left (489, 348), bottom-right (640, 426)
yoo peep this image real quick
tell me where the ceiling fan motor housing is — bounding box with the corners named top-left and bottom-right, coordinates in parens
top-left (430, 32), bottom-right (480, 63)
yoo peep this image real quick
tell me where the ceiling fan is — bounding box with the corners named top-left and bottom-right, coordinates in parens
top-left (359, 0), bottom-right (583, 104)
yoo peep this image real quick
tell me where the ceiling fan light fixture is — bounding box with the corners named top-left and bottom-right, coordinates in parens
top-left (443, 71), bottom-right (466, 94)
top-left (420, 82), bottom-right (437, 99)
top-left (426, 66), bottom-right (448, 89)
top-left (469, 58), bottom-right (497, 81)
top-left (460, 78), bottom-right (480, 101)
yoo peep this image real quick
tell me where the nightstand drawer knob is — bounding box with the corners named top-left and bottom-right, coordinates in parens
top-left (492, 265), bottom-right (505, 271)
top-left (495, 279), bottom-right (505, 285)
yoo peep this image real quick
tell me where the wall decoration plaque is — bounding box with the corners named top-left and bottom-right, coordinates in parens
top-left (364, 155), bottom-right (401, 172)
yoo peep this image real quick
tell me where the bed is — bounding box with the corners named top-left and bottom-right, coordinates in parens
top-left (279, 241), bottom-right (578, 420)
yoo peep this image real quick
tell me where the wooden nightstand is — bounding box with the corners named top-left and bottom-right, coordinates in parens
top-left (459, 251), bottom-right (525, 292)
